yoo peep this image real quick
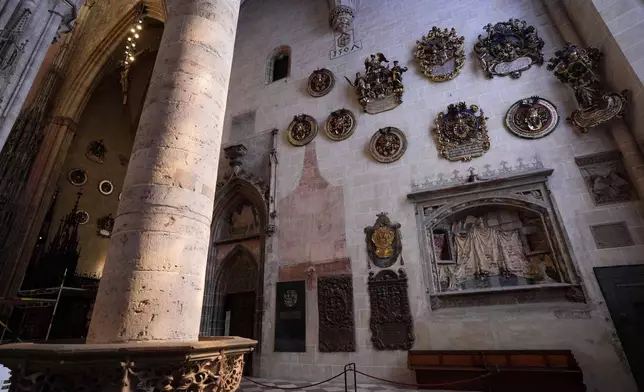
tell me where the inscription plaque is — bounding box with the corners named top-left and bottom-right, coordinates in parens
top-left (318, 275), bottom-right (356, 352)
top-left (275, 280), bottom-right (306, 352)
top-left (367, 269), bottom-right (414, 350)
top-left (590, 222), bottom-right (634, 249)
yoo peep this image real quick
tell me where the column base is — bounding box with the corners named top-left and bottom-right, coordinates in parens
top-left (0, 336), bottom-right (256, 392)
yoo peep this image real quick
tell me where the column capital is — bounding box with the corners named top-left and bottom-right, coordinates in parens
top-left (326, 0), bottom-right (357, 33)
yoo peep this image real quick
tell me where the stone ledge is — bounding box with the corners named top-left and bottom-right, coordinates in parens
top-left (430, 284), bottom-right (586, 310)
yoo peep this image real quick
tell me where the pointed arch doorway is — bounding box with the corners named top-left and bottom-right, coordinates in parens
top-left (201, 171), bottom-right (268, 376)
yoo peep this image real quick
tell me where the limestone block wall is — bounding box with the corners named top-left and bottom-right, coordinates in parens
top-left (220, 0), bottom-right (642, 390)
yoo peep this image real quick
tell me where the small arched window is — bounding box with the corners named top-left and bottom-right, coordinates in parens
top-left (266, 45), bottom-right (291, 83)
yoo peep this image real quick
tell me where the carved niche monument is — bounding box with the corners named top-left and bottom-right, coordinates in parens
top-left (348, 53), bottom-right (408, 114)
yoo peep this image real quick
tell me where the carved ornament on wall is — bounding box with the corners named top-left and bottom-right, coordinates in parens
top-left (98, 180), bottom-right (114, 195)
top-left (324, 108), bottom-right (356, 141)
top-left (505, 96), bottom-right (559, 139)
top-left (433, 102), bottom-right (489, 162)
top-left (318, 275), bottom-right (356, 352)
top-left (367, 269), bottom-right (414, 350)
top-left (286, 114), bottom-right (318, 146)
top-left (97, 214), bottom-right (115, 237)
top-left (85, 139), bottom-right (107, 164)
top-left (307, 68), bottom-right (335, 97)
top-left (474, 19), bottom-right (544, 79)
top-left (369, 127), bottom-right (407, 163)
top-left (75, 210), bottom-right (89, 225)
top-left (364, 212), bottom-right (402, 269)
top-left (67, 168), bottom-right (88, 186)
top-left (414, 26), bottom-right (465, 82)
top-left (348, 53), bottom-right (407, 114)
top-left (547, 43), bottom-right (628, 133)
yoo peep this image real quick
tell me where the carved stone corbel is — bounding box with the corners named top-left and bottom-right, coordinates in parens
top-left (326, 0), bottom-right (357, 33)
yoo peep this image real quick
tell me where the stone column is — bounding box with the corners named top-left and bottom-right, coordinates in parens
top-left (87, 0), bottom-right (241, 343)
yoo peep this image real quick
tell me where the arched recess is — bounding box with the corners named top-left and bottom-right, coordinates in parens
top-left (201, 175), bottom-right (268, 376)
top-left (265, 45), bottom-right (291, 84)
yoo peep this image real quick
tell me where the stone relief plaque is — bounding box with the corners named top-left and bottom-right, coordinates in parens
top-left (324, 108), bottom-right (356, 141)
top-left (318, 275), bottom-right (356, 352)
top-left (547, 43), bottom-right (627, 133)
top-left (414, 26), bottom-right (465, 82)
top-left (575, 151), bottom-right (637, 205)
top-left (505, 96), bottom-right (559, 139)
top-left (364, 212), bottom-right (402, 269)
top-left (348, 53), bottom-right (408, 114)
top-left (590, 222), bottom-right (634, 249)
top-left (274, 280), bottom-right (306, 352)
top-left (307, 68), bottom-right (335, 97)
top-left (474, 19), bottom-right (544, 79)
top-left (286, 114), bottom-right (318, 147)
top-left (369, 127), bottom-right (407, 163)
top-left (433, 102), bottom-right (490, 162)
top-left (368, 269), bottom-right (414, 350)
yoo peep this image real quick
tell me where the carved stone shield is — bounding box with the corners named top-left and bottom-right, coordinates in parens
top-left (474, 19), bottom-right (544, 79)
top-left (307, 68), bottom-right (335, 97)
top-left (505, 96), bottom-right (559, 139)
top-left (369, 127), bottom-right (407, 163)
top-left (433, 102), bottom-right (489, 162)
top-left (414, 26), bottom-right (465, 82)
top-left (286, 114), bottom-right (318, 147)
top-left (324, 108), bottom-right (356, 141)
top-left (364, 212), bottom-right (402, 269)
top-left (367, 269), bottom-right (414, 350)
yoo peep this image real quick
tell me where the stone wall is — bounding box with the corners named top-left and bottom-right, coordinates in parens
top-left (221, 0), bottom-right (642, 390)
top-left (49, 51), bottom-right (157, 278)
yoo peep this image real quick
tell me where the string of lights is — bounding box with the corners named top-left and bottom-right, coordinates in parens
top-left (123, 3), bottom-right (146, 66)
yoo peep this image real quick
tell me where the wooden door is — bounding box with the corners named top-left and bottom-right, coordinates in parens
top-left (225, 291), bottom-right (255, 375)
top-left (595, 265), bottom-right (644, 391)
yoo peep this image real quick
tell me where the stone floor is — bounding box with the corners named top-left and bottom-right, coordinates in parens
top-left (239, 377), bottom-right (464, 392)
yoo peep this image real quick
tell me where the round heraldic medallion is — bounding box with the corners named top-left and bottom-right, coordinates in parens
top-left (75, 210), bottom-right (90, 225)
top-left (505, 96), bottom-right (559, 139)
top-left (324, 108), bottom-right (356, 141)
top-left (286, 114), bottom-right (318, 147)
top-left (68, 168), bottom-right (88, 186)
top-left (307, 68), bottom-right (335, 97)
top-left (284, 290), bottom-right (298, 307)
top-left (98, 180), bottom-right (114, 195)
top-left (369, 127), bottom-right (407, 163)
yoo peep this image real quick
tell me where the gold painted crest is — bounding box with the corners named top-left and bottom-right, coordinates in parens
top-left (372, 226), bottom-right (394, 258)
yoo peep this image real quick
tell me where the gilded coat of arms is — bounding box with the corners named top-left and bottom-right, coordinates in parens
top-left (433, 102), bottom-right (490, 162)
top-left (369, 127), bottom-right (407, 163)
top-left (286, 114), bottom-right (318, 146)
top-left (474, 19), bottom-right (544, 79)
top-left (547, 43), bottom-right (628, 133)
top-left (364, 212), bottom-right (402, 269)
top-left (347, 53), bottom-right (408, 114)
top-left (505, 96), bottom-right (559, 139)
top-left (414, 26), bottom-right (465, 82)
top-left (324, 108), bottom-right (356, 141)
top-left (307, 68), bottom-right (335, 97)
